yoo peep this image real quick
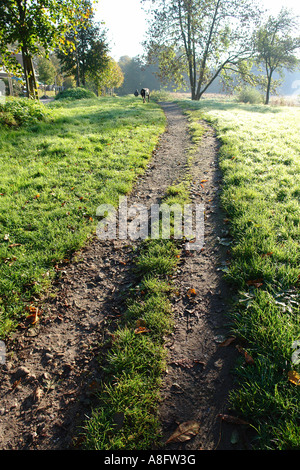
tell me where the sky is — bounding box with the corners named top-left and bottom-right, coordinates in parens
top-left (93, 0), bottom-right (300, 61)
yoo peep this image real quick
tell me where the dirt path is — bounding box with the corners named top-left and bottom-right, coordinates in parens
top-left (0, 102), bottom-right (245, 450)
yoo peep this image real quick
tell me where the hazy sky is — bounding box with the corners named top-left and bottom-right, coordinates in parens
top-left (94, 0), bottom-right (300, 61)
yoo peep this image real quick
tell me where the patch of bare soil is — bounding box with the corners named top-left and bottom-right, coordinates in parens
top-left (0, 102), bottom-right (248, 451)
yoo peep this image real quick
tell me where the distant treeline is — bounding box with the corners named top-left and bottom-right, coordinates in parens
top-left (117, 55), bottom-right (300, 97)
top-left (116, 56), bottom-right (181, 95)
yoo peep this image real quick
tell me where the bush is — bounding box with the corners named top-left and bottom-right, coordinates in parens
top-left (54, 87), bottom-right (96, 101)
top-left (0, 97), bottom-right (51, 127)
top-left (150, 89), bottom-right (172, 102)
top-left (236, 86), bottom-right (263, 104)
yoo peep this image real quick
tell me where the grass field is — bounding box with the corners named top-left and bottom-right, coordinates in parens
top-left (180, 98), bottom-right (300, 450)
top-left (1, 92), bottom-right (299, 450)
top-left (0, 96), bottom-right (166, 338)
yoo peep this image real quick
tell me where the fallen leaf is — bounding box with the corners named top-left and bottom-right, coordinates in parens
top-left (134, 326), bottom-right (150, 334)
top-left (288, 370), bottom-right (300, 385)
top-left (246, 279), bottom-right (263, 288)
top-left (244, 350), bottom-right (255, 365)
top-left (200, 179), bottom-right (208, 183)
top-left (261, 252), bottom-right (273, 258)
top-left (8, 243), bottom-right (22, 248)
top-left (219, 336), bottom-right (236, 347)
top-left (166, 420), bottom-right (200, 444)
top-left (187, 288), bottom-right (197, 297)
top-left (11, 378), bottom-right (22, 390)
top-left (26, 306), bottom-right (40, 325)
top-left (236, 346), bottom-right (255, 365)
top-left (217, 414), bottom-right (248, 425)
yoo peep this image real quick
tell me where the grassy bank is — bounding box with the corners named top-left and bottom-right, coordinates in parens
top-left (179, 98), bottom-right (300, 450)
top-left (0, 96), bottom-right (165, 338)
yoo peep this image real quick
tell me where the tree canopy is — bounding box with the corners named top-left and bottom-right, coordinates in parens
top-left (254, 8), bottom-right (300, 104)
top-left (0, 0), bottom-right (95, 98)
top-left (57, 18), bottom-right (109, 89)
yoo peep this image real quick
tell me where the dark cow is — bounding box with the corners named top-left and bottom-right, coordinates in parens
top-left (141, 88), bottom-right (150, 103)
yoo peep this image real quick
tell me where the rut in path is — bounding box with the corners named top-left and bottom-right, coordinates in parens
top-left (0, 102), bottom-right (242, 450)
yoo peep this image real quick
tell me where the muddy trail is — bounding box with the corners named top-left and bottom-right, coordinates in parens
top-left (0, 102), bottom-right (249, 451)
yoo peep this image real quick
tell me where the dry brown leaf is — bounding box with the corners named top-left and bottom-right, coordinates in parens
top-left (244, 350), bottom-right (255, 365)
top-left (134, 326), bottom-right (150, 334)
top-left (217, 414), bottom-right (248, 425)
top-left (166, 420), bottom-right (200, 444)
top-left (261, 252), bottom-right (273, 258)
top-left (246, 279), bottom-right (263, 288)
top-left (187, 288), bottom-right (197, 297)
top-left (219, 336), bottom-right (236, 347)
top-left (288, 370), bottom-right (300, 385)
top-left (236, 345), bottom-right (255, 365)
top-left (26, 306), bottom-right (40, 325)
top-left (11, 378), bottom-right (21, 390)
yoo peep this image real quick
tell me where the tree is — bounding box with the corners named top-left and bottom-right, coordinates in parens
top-left (88, 57), bottom-right (124, 95)
top-left (0, 0), bottom-right (94, 99)
top-left (254, 8), bottom-right (300, 105)
top-left (142, 0), bottom-right (262, 100)
top-left (117, 56), bottom-right (162, 96)
top-left (57, 18), bottom-right (109, 88)
top-left (37, 56), bottom-right (56, 92)
top-left (118, 56), bottom-right (144, 95)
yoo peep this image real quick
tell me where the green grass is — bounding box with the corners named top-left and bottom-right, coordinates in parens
top-left (83, 175), bottom-right (193, 450)
top-left (179, 97), bottom-right (300, 450)
top-left (0, 95), bottom-right (165, 338)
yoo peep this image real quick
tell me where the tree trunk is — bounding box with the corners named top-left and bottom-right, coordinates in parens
top-left (22, 47), bottom-right (38, 99)
top-left (75, 44), bottom-right (80, 87)
top-left (265, 74), bottom-right (272, 104)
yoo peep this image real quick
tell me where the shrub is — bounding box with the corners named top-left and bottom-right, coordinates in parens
top-left (54, 87), bottom-right (96, 101)
top-left (150, 89), bottom-right (172, 102)
top-left (0, 97), bottom-right (51, 127)
top-left (236, 86), bottom-right (263, 104)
